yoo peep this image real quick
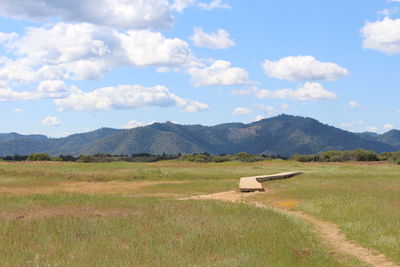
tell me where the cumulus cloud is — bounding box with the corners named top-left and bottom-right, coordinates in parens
top-left (361, 17), bottom-right (400, 55)
top-left (183, 100), bottom-right (209, 112)
top-left (42, 116), bottom-right (61, 126)
top-left (281, 103), bottom-right (290, 112)
top-left (0, 23), bottom-right (196, 82)
top-left (366, 126), bottom-right (378, 132)
top-left (188, 60), bottom-right (249, 86)
top-left (171, 0), bottom-right (197, 12)
top-left (0, 32), bottom-right (18, 43)
top-left (171, 0), bottom-right (230, 12)
top-left (38, 80), bottom-right (78, 97)
top-left (198, 0), bottom-right (231, 10)
top-left (0, 80), bottom-right (77, 102)
top-left (340, 120), bottom-right (364, 128)
top-left (190, 27), bottom-right (234, 49)
top-left (257, 104), bottom-right (277, 116)
top-left (123, 120), bottom-right (156, 129)
top-left (348, 101), bottom-right (362, 108)
top-left (253, 115), bottom-right (265, 122)
top-left (0, 81), bottom-right (43, 101)
top-left (232, 82), bottom-right (337, 101)
top-left (262, 56), bottom-right (349, 82)
top-left (377, 7), bottom-right (400, 16)
top-left (0, 0), bottom-right (174, 30)
top-left (54, 84), bottom-right (209, 112)
top-left (384, 124), bottom-right (396, 130)
top-left (233, 107), bottom-right (251, 115)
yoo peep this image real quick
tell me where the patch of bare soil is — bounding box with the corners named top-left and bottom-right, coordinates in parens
top-left (182, 191), bottom-right (399, 267)
top-left (0, 206), bottom-right (135, 220)
top-left (0, 181), bottom-right (186, 196)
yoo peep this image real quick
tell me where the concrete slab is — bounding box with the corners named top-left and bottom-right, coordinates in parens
top-left (239, 172), bottom-right (302, 192)
top-left (239, 177), bottom-right (264, 192)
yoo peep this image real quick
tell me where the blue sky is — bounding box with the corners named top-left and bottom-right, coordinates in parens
top-left (0, 0), bottom-right (399, 137)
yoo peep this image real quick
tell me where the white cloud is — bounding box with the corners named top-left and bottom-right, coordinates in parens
top-left (0, 23), bottom-right (196, 82)
top-left (348, 101), bottom-right (362, 108)
top-left (0, 0), bottom-right (174, 30)
top-left (171, 0), bottom-right (197, 12)
top-left (198, 0), bottom-right (231, 10)
top-left (233, 107), bottom-right (251, 115)
top-left (281, 103), bottom-right (290, 112)
top-left (0, 32), bottom-right (18, 43)
top-left (54, 84), bottom-right (209, 112)
top-left (397, 110), bottom-right (400, 114)
top-left (183, 100), bottom-right (209, 112)
top-left (377, 7), bottom-right (400, 16)
top-left (232, 82), bottom-right (337, 101)
top-left (361, 18), bottom-right (400, 55)
top-left (38, 80), bottom-right (78, 97)
top-left (188, 60), bottom-right (249, 86)
top-left (123, 120), bottom-right (156, 129)
top-left (12, 107), bottom-right (23, 112)
top-left (262, 56), bottom-right (349, 82)
top-left (340, 120), bottom-right (364, 128)
top-left (0, 80), bottom-right (77, 102)
top-left (257, 105), bottom-right (277, 116)
top-left (366, 126), bottom-right (378, 132)
top-left (42, 116), bottom-right (61, 126)
top-left (253, 115), bottom-right (265, 122)
top-left (0, 85), bottom-right (38, 101)
top-left (190, 27), bottom-right (234, 49)
top-left (384, 124), bottom-right (396, 130)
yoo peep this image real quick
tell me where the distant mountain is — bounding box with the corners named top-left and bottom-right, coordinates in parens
top-left (376, 130), bottom-right (400, 149)
top-left (0, 133), bottom-right (47, 142)
top-left (1, 115), bottom-right (399, 156)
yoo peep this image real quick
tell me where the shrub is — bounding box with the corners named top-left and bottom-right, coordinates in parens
top-left (77, 155), bottom-right (97, 163)
top-left (27, 153), bottom-right (51, 161)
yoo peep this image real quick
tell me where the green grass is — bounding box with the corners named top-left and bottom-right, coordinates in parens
top-left (253, 162), bottom-right (400, 264)
top-left (0, 160), bottom-right (398, 265)
top-left (0, 160), bottom-right (292, 184)
top-left (0, 194), bottom-right (357, 266)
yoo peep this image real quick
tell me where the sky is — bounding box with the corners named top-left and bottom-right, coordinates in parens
top-left (0, 0), bottom-right (399, 137)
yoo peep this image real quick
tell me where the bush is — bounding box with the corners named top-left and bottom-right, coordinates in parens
top-left (77, 155), bottom-right (97, 163)
top-left (27, 153), bottom-right (51, 161)
top-left (292, 149), bottom-right (380, 163)
top-left (290, 154), bottom-right (318, 162)
top-left (380, 151), bottom-right (400, 163)
top-left (319, 151), bottom-right (344, 162)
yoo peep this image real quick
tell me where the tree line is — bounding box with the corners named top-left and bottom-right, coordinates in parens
top-left (290, 149), bottom-right (400, 164)
top-left (1, 149), bottom-right (400, 164)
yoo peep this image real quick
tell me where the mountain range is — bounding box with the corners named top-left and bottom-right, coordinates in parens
top-left (1, 114), bottom-right (399, 157)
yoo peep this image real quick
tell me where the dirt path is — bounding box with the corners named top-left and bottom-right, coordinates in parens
top-left (182, 191), bottom-right (398, 267)
top-left (0, 181), bottom-right (186, 195)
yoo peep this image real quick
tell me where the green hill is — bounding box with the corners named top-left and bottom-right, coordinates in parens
top-left (0, 115), bottom-right (398, 156)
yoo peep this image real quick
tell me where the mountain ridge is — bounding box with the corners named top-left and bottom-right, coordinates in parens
top-left (1, 114), bottom-right (399, 156)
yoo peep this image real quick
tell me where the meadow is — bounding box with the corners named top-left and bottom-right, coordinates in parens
top-left (0, 160), bottom-right (398, 266)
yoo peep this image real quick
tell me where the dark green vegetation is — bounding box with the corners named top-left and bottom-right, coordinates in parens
top-left (1, 115), bottom-right (400, 156)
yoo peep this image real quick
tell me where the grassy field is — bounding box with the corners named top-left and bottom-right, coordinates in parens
top-left (0, 160), bottom-right (398, 266)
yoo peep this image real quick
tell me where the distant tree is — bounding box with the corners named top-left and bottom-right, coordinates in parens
top-left (59, 155), bottom-right (77, 162)
top-left (13, 155), bottom-right (28, 161)
top-left (77, 155), bottom-right (96, 163)
top-left (27, 153), bottom-right (51, 161)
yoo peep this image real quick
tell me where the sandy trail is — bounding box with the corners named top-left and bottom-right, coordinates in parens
top-left (0, 180), bottom-right (186, 195)
top-left (182, 191), bottom-right (398, 267)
